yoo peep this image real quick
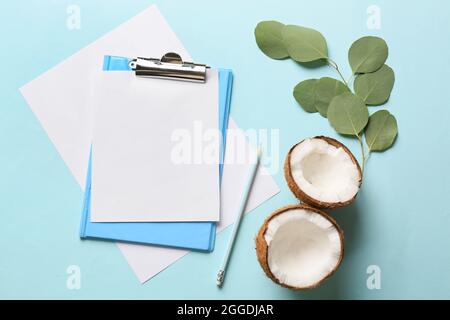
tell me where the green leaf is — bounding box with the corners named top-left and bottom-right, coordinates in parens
top-left (354, 64), bottom-right (395, 105)
top-left (281, 25), bottom-right (328, 62)
top-left (315, 77), bottom-right (349, 117)
top-left (327, 92), bottom-right (369, 135)
top-left (293, 79), bottom-right (319, 113)
top-left (293, 77), bottom-right (348, 116)
top-left (365, 110), bottom-right (398, 151)
top-left (254, 21), bottom-right (289, 59)
top-left (348, 36), bottom-right (388, 74)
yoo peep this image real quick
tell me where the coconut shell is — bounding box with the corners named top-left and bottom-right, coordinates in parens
top-left (284, 136), bottom-right (362, 209)
top-left (255, 204), bottom-right (345, 290)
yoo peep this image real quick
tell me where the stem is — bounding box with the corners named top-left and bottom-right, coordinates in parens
top-left (358, 135), bottom-right (365, 177)
top-left (327, 58), bottom-right (368, 179)
top-left (347, 74), bottom-right (354, 88)
top-left (328, 58), bottom-right (348, 87)
top-left (357, 133), bottom-right (370, 179)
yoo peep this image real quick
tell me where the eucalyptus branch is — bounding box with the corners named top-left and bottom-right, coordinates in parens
top-left (254, 21), bottom-right (398, 172)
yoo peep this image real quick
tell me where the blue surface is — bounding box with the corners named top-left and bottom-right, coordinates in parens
top-left (1, 0), bottom-right (450, 299)
top-left (80, 65), bottom-right (234, 251)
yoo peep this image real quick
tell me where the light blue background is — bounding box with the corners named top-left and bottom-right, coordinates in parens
top-left (1, 0), bottom-right (449, 299)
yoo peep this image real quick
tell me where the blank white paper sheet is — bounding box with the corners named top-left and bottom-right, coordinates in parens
top-left (90, 71), bottom-right (220, 222)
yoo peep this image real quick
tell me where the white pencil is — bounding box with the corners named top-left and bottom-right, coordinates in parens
top-left (216, 147), bottom-right (262, 287)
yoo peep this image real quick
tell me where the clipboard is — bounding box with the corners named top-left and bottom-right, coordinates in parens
top-left (80, 54), bottom-right (233, 251)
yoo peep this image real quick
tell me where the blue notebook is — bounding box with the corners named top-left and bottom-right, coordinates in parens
top-left (79, 56), bottom-right (233, 251)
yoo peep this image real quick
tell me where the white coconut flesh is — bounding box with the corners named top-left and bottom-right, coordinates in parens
top-left (264, 208), bottom-right (342, 288)
top-left (290, 138), bottom-right (360, 204)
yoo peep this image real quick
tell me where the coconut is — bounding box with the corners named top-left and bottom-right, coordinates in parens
top-left (284, 136), bottom-right (362, 209)
top-left (256, 204), bottom-right (344, 289)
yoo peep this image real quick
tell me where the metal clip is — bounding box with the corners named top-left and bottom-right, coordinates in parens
top-left (129, 52), bottom-right (209, 83)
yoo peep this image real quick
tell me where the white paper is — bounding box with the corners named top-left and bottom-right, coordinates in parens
top-left (118, 118), bottom-right (280, 283)
top-left (19, 5), bottom-right (279, 283)
top-left (90, 71), bottom-right (220, 222)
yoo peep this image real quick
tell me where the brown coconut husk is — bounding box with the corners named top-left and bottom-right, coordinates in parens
top-left (255, 204), bottom-right (345, 290)
top-left (284, 136), bottom-right (362, 209)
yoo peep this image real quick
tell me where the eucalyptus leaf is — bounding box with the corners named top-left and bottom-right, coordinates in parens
top-left (354, 64), bottom-right (395, 105)
top-left (255, 21), bottom-right (289, 59)
top-left (327, 92), bottom-right (369, 135)
top-left (293, 79), bottom-right (319, 113)
top-left (315, 77), bottom-right (349, 117)
top-left (365, 110), bottom-right (398, 151)
top-left (348, 36), bottom-right (388, 74)
top-left (281, 25), bottom-right (328, 62)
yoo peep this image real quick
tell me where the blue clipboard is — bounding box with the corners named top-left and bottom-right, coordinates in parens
top-left (79, 56), bottom-right (233, 251)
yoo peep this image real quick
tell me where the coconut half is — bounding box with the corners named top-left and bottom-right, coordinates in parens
top-left (285, 136), bottom-right (362, 209)
top-left (256, 205), bottom-right (344, 289)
